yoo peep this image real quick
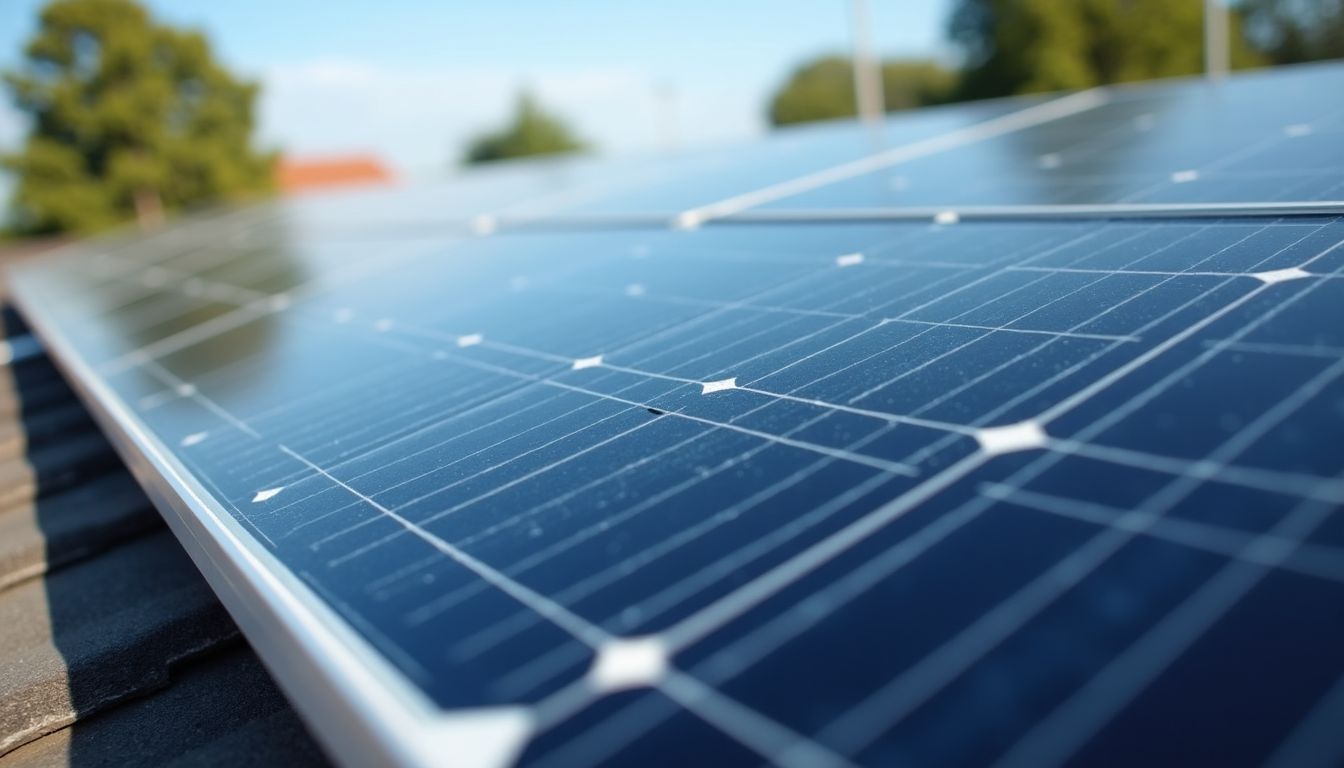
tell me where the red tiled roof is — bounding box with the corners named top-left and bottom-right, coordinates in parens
top-left (276, 155), bottom-right (394, 194)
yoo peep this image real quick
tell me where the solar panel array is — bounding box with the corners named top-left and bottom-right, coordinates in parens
top-left (10, 64), bottom-right (1344, 767)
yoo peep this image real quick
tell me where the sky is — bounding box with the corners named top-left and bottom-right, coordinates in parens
top-left (0, 0), bottom-right (955, 184)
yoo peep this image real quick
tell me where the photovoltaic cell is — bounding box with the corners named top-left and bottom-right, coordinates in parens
top-left (8, 64), bottom-right (1344, 768)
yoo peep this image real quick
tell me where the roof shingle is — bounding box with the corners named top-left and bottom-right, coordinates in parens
top-left (0, 297), bottom-right (328, 766)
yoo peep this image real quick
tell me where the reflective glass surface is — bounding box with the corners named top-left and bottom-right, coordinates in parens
top-left (10, 63), bottom-right (1344, 767)
top-left (753, 64), bottom-right (1344, 210)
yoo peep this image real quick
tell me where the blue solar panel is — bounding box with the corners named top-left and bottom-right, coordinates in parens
top-left (9, 64), bottom-right (1344, 768)
top-left (566, 64), bottom-right (1344, 218)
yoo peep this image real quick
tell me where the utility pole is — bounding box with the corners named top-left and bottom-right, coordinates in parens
top-left (1204, 0), bottom-right (1229, 79)
top-left (654, 82), bottom-right (680, 154)
top-left (850, 0), bottom-right (885, 123)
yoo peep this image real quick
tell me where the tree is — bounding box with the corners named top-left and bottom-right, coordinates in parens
top-left (1239, 0), bottom-right (1344, 65)
top-left (768, 57), bottom-right (855, 127)
top-left (768, 56), bottom-right (955, 127)
top-left (948, 0), bottom-right (1264, 100)
top-left (463, 92), bottom-right (586, 165)
top-left (882, 60), bottom-right (958, 111)
top-left (2, 0), bottom-right (273, 235)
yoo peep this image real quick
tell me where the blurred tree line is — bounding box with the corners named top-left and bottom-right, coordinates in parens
top-left (1240, 0), bottom-right (1344, 64)
top-left (770, 0), bottom-right (1344, 126)
top-left (2, 0), bottom-right (1341, 235)
top-left (2, 0), bottom-right (273, 235)
top-left (769, 57), bottom-right (955, 125)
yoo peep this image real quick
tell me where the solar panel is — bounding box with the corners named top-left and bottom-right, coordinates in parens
top-left (736, 65), bottom-right (1344, 211)
top-left (9, 63), bottom-right (1344, 767)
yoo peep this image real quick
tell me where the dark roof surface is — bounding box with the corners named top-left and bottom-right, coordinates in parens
top-left (0, 302), bottom-right (329, 767)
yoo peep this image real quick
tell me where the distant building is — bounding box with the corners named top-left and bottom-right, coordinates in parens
top-left (276, 155), bottom-right (394, 195)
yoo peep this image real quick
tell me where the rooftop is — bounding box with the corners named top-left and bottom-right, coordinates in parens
top-left (276, 156), bottom-right (396, 195)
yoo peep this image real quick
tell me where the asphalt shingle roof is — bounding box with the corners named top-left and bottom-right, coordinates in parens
top-left (0, 301), bottom-right (329, 766)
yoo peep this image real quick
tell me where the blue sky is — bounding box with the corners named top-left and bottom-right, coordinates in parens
top-left (0, 1), bottom-right (955, 180)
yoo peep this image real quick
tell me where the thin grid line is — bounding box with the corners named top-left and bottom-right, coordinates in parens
top-left (1008, 265), bottom-right (1343, 279)
top-left (977, 482), bottom-right (1344, 583)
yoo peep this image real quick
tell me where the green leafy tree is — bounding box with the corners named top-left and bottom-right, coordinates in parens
top-left (1239, 0), bottom-right (1344, 64)
top-left (768, 57), bottom-right (855, 126)
top-left (949, 0), bottom-right (1263, 100)
top-left (463, 92), bottom-right (586, 165)
top-left (882, 60), bottom-right (958, 111)
top-left (768, 56), bottom-right (955, 127)
top-left (2, 0), bottom-right (273, 235)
